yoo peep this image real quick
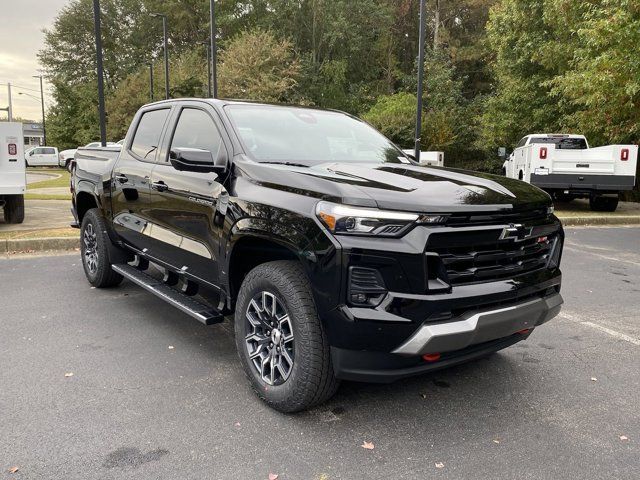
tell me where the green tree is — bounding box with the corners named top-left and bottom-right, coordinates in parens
top-left (218, 29), bottom-right (301, 102)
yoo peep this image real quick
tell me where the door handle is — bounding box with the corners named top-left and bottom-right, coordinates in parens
top-left (115, 174), bottom-right (129, 184)
top-left (151, 181), bottom-right (169, 192)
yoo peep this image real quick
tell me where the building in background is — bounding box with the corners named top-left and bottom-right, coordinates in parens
top-left (22, 122), bottom-right (44, 147)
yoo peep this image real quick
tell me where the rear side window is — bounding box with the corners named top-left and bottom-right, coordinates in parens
top-left (42, 148), bottom-right (56, 155)
top-left (131, 108), bottom-right (170, 160)
top-left (169, 108), bottom-right (225, 160)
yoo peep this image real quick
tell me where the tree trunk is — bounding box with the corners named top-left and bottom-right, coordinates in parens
top-left (433, 0), bottom-right (440, 50)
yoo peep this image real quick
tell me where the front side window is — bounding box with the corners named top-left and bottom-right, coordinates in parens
top-left (130, 108), bottom-right (170, 160)
top-left (226, 105), bottom-right (405, 167)
top-left (169, 108), bottom-right (225, 160)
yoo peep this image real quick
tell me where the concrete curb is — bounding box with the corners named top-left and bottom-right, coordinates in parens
top-left (558, 215), bottom-right (640, 227)
top-left (0, 236), bottom-right (79, 254)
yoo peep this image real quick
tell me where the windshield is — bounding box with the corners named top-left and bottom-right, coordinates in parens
top-left (529, 137), bottom-right (588, 150)
top-left (226, 105), bottom-right (407, 166)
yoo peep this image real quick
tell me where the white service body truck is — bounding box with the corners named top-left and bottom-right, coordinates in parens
top-left (0, 122), bottom-right (26, 223)
top-left (503, 134), bottom-right (637, 211)
top-left (402, 150), bottom-right (445, 167)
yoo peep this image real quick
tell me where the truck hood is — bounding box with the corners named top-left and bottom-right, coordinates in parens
top-left (238, 160), bottom-right (551, 213)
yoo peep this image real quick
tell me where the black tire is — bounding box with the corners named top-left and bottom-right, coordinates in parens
top-left (589, 196), bottom-right (619, 212)
top-left (3, 195), bottom-right (25, 224)
top-left (80, 209), bottom-right (123, 288)
top-left (235, 260), bottom-right (339, 412)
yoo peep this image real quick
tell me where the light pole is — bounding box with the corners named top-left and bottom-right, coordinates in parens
top-left (93, 0), bottom-right (107, 147)
top-left (414, 0), bottom-right (427, 163)
top-left (32, 75), bottom-right (47, 145)
top-left (150, 13), bottom-right (170, 99)
top-left (17, 91), bottom-right (47, 144)
top-left (209, 0), bottom-right (217, 98)
top-left (149, 62), bottom-right (154, 102)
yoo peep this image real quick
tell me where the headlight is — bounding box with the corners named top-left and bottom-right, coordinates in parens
top-left (316, 201), bottom-right (442, 237)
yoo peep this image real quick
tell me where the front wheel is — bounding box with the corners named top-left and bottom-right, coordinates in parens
top-left (235, 261), bottom-right (339, 412)
top-left (80, 209), bottom-right (123, 288)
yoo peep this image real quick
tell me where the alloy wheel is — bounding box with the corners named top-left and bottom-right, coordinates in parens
top-left (83, 222), bottom-right (99, 274)
top-left (245, 291), bottom-right (295, 386)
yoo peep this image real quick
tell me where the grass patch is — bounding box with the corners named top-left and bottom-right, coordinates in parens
top-left (24, 193), bottom-right (72, 201)
top-left (0, 227), bottom-right (78, 240)
top-left (27, 169), bottom-right (71, 190)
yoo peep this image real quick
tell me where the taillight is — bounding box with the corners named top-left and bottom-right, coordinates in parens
top-left (539, 147), bottom-right (547, 159)
top-left (621, 148), bottom-right (629, 161)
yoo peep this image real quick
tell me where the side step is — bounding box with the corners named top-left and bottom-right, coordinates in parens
top-left (112, 264), bottom-right (224, 325)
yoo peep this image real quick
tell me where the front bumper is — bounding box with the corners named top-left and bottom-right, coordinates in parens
top-left (331, 291), bottom-right (562, 383)
top-left (392, 293), bottom-right (563, 356)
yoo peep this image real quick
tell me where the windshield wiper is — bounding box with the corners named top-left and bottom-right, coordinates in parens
top-left (260, 161), bottom-right (309, 168)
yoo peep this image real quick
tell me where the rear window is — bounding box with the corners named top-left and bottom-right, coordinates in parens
top-left (131, 108), bottom-right (171, 160)
top-left (529, 137), bottom-right (587, 150)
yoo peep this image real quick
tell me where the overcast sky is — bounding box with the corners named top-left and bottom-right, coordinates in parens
top-left (0, 0), bottom-right (70, 121)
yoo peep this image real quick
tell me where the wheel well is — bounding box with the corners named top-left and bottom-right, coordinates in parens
top-left (76, 192), bottom-right (98, 222)
top-left (228, 236), bottom-right (299, 303)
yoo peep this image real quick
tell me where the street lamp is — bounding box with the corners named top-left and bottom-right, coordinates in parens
top-left (32, 75), bottom-right (47, 145)
top-left (150, 13), bottom-right (170, 99)
top-left (414, 0), bottom-right (427, 164)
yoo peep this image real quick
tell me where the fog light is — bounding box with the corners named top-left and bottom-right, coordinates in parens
top-left (350, 293), bottom-right (368, 304)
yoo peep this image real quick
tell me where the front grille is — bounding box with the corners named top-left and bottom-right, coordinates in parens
top-left (428, 234), bottom-right (556, 285)
top-left (446, 208), bottom-right (549, 227)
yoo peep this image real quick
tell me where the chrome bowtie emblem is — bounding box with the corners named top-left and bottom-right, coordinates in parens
top-left (499, 223), bottom-right (533, 241)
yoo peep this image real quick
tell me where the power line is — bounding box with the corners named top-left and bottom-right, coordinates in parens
top-left (0, 83), bottom-right (41, 93)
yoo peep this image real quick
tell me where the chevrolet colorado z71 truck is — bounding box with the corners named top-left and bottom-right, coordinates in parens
top-left (72, 99), bottom-right (564, 412)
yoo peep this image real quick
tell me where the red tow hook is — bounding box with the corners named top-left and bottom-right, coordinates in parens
top-left (422, 353), bottom-right (441, 362)
top-left (517, 328), bottom-right (531, 335)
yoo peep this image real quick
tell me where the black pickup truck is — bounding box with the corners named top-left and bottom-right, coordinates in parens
top-left (71, 99), bottom-right (564, 412)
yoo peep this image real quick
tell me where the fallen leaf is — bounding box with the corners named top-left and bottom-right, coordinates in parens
top-left (361, 441), bottom-right (374, 450)
top-left (168, 346), bottom-right (174, 350)
top-left (9, 466), bottom-right (19, 473)
top-left (620, 435), bottom-right (629, 441)
top-left (590, 377), bottom-right (597, 382)
top-left (64, 372), bottom-right (74, 377)
top-left (493, 439), bottom-right (500, 444)
top-left (268, 474), bottom-right (279, 480)
top-left (435, 462), bottom-right (445, 469)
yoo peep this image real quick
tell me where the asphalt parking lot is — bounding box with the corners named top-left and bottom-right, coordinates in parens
top-left (1, 227), bottom-right (638, 479)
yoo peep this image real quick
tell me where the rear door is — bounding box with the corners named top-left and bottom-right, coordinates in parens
top-left (0, 124), bottom-right (25, 195)
top-left (111, 106), bottom-right (172, 250)
top-left (146, 103), bottom-right (230, 285)
top-left (41, 147), bottom-right (57, 166)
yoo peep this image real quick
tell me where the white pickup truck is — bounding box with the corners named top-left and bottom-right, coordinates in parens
top-left (503, 134), bottom-right (637, 211)
top-left (0, 122), bottom-right (26, 223)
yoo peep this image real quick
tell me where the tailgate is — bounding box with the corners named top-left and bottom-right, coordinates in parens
top-left (550, 148), bottom-right (615, 175)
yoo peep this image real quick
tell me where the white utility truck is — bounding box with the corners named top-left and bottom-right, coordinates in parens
top-left (402, 150), bottom-right (445, 167)
top-left (0, 122), bottom-right (26, 223)
top-left (503, 134), bottom-right (637, 211)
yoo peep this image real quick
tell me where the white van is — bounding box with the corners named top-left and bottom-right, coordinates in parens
top-left (0, 122), bottom-right (26, 223)
top-left (504, 134), bottom-right (637, 211)
top-left (25, 146), bottom-right (59, 167)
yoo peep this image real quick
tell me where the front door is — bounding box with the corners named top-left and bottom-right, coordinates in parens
top-left (110, 107), bottom-right (172, 250)
top-left (147, 105), bottom-right (229, 285)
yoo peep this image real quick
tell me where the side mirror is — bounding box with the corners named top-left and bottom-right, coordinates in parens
top-left (169, 147), bottom-right (227, 174)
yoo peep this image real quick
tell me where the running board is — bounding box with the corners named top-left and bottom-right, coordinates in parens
top-left (112, 264), bottom-right (224, 325)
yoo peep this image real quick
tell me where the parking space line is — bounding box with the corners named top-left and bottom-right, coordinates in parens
top-left (562, 245), bottom-right (640, 267)
top-left (560, 312), bottom-right (640, 346)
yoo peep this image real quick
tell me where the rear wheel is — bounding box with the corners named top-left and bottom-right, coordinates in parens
top-left (589, 195), bottom-right (619, 212)
top-left (235, 261), bottom-right (339, 412)
top-left (80, 209), bottom-right (123, 288)
top-left (3, 195), bottom-right (25, 224)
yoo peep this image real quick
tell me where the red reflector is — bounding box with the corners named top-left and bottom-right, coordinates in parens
top-left (422, 353), bottom-right (441, 362)
top-left (537, 236), bottom-right (548, 243)
top-left (621, 148), bottom-right (629, 161)
top-left (539, 147), bottom-right (547, 159)
top-left (517, 329), bottom-right (531, 335)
